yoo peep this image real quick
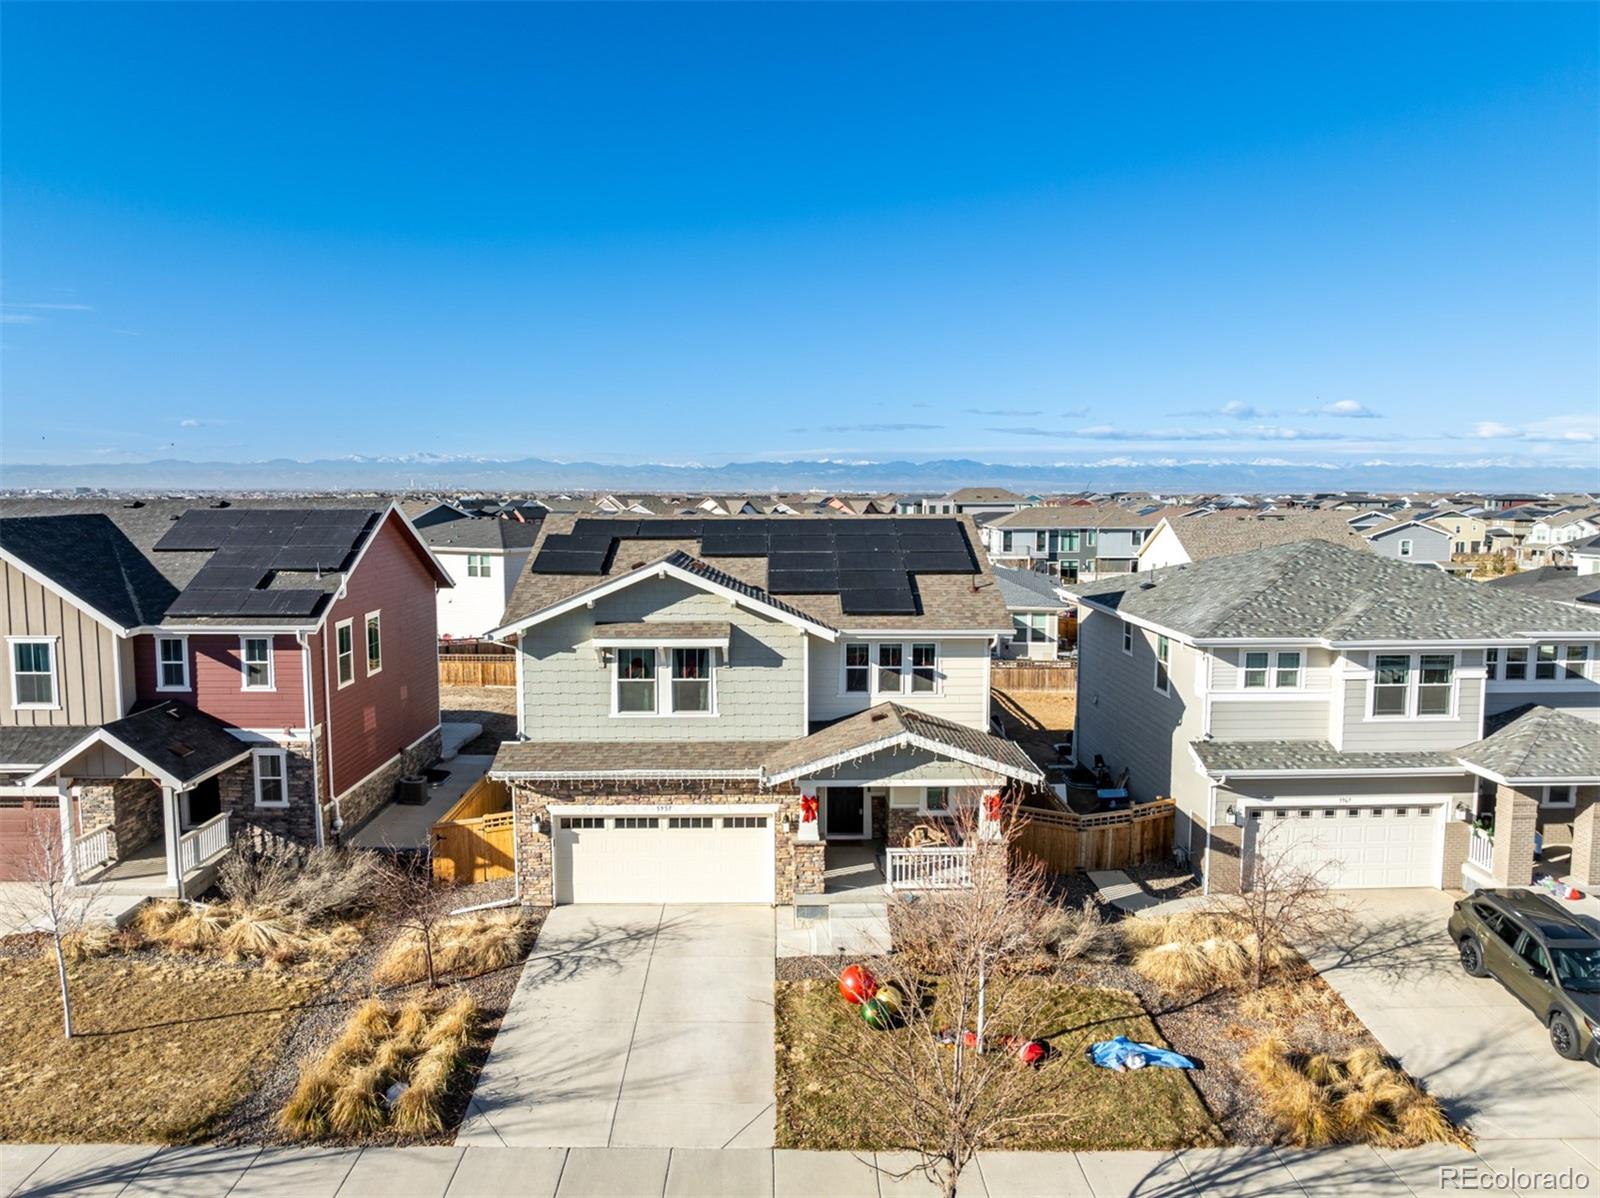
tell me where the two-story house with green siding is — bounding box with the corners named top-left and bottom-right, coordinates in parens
top-left (1064, 541), bottom-right (1600, 896)
top-left (486, 515), bottom-right (1042, 907)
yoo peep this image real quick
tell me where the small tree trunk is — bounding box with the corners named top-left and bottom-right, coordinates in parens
top-left (51, 932), bottom-right (74, 1039)
top-left (422, 926), bottom-right (437, 989)
top-left (941, 1167), bottom-right (959, 1198)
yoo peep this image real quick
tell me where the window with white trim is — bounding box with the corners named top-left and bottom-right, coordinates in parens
top-left (877, 643), bottom-right (903, 693)
top-left (615, 647), bottom-right (656, 713)
top-left (466, 553), bottom-right (491, 578)
top-left (1034, 531), bottom-right (1047, 553)
top-left (1001, 531), bottom-right (1013, 553)
top-left (670, 648), bottom-right (711, 713)
top-left (241, 636), bottom-right (274, 690)
top-left (1542, 785), bottom-right (1576, 809)
top-left (1398, 538), bottom-right (1414, 558)
top-left (1486, 647), bottom-right (1500, 680)
top-left (1121, 622), bottom-right (1133, 655)
top-left (1564, 645), bottom-right (1589, 681)
top-left (911, 643), bottom-right (939, 693)
top-left (844, 643), bottom-right (870, 693)
top-left (365, 612), bottom-right (382, 675)
top-left (9, 638), bottom-right (57, 708)
top-left (335, 620), bottom-right (354, 687)
top-left (1371, 654), bottom-right (1410, 716)
top-left (1243, 651), bottom-right (1270, 689)
top-left (923, 786), bottom-right (951, 815)
top-left (157, 636), bottom-right (189, 691)
top-left (1275, 651), bottom-right (1303, 688)
top-left (1153, 635), bottom-right (1170, 695)
top-left (1242, 649), bottom-right (1303, 690)
top-left (253, 749), bottom-right (288, 807)
top-left (1503, 647), bottom-right (1528, 681)
top-left (1417, 654), bottom-right (1454, 715)
top-left (1370, 653), bottom-right (1455, 718)
top-left (1536, 643), bottom-right (1558, 681)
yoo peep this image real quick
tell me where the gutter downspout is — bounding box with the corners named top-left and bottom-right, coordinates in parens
top-left (449, 770), bottom-right (522, 916)
top-left (297, 632), bottom-right (326, 850)
top-left (321, 588), bottom-right (346, 841)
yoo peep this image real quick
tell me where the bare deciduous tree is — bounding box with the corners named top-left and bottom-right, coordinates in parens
top-left (382, 851), bottom-right (448, 989)
top-left (0, 813), bottom-right (103, 1039)
top-left (1219, 821), bottom-right (1353, 990)
top-left (815, 805), bottom-right (1089, 1198)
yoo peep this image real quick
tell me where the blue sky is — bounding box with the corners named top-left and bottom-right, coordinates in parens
top-left (3, 2), bottom-right (1596, 473)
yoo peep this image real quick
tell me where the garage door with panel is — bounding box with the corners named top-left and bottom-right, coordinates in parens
top-left (1244, 803), bottom-right (1442, 889)
top-left (554, 810), bottom-right (775, 905)
top-left (0, 797), bottom-right (69, 882)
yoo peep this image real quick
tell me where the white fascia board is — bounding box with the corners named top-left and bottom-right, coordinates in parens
top-left (1201, 764), bottom-right (1468, 781)
top-left (24, 728), bottom-right (251, 790)
top-left (1453, 760), bottom-right (1600, 786)
top-left (490, 559), bottom-right (838, 642)
top-left (766, 732), bottom-right (1042, 787)
top-left (0, 547), bottom-right (131, 637)
top-left (493, 767), bottom-right (765, 782)
top-left (838, 627), bottom-right (1013, 638)
top-left (1071, 597), bottom-right (1197, 647)
top-left (591, 635), bottom-right (731, 651)
top-left (553, 801), bottom-right (779, 816)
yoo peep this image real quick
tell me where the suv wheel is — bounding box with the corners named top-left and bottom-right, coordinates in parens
top-left (1549, 1013), bottom-right (1582, 1061)
top-left (1458, 934), bottom-right (1488, 977)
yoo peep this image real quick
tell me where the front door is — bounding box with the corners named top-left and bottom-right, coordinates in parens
top-left (185, 777), bottom-right (222, 828)
top-left (824, 787), bottom-right (867, 840)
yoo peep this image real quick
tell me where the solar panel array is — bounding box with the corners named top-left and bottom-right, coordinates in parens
top-left (530, 518), bottom-right (977, 615)
top-left (156, 509), bottom-right (378, 618)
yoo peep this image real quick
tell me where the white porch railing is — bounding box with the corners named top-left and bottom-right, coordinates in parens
top-left (886, 846), bottom-right (975, 891)
top-left (1467, 828), bottom-right (1494, 873)
top-left (74, 824), bottom-right (114, 877)
top-left (177, 813), bottom-right (231, 874)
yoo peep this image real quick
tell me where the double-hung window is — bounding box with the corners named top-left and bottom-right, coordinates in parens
top-left (844, 644), bottom-right (870, 693)
top-left (1417, 655), bottom-right (1455, 715)
top-left (157, 636), bottom-right (189, 691)
top-left (877, 644), bottom-right (904, 693)
top-left (1001, 532), bottom-right (1013, 553)
top-left (923, 787), bottom-right (951, 815)
top-left (1486, 648), bottom-right (1500, 680)
top-left (1061, 531), bottom-right (1079, 553)
top-left (1243, 652), bottom-right (1270, 689)
top-left (1503, 647), bottom-right (1528, 681)
top-left (241, 636), bottom-right (274, 690)
top-left (1121, 622), bottom-right (1133, 655)
top-left (335, 620), bottom-right (355, 687)
top-left (1371, 655), bottom-right (1411, 716)
top-left (466, 553), bottom-right (491, 578)
top-left (1564, 645), bottom-right (1590, 681)
top-left (1536, 644), bottom-right (1559, 681)
top-left (615, 648), bottom-right (656, 713)
top-left (10, 639), bottom-right (57, 708)
top-left (1398, 539), bottom-right (1414, 558)
top-left (1153, 636), bottom-right (1170, 694)
top-left (253, 749), bottom-right (288, 807)
top-left (365, 612), bottom-right (382, 675)
top-left (911, 643), bottom-right (938, 693)
top-left (1274, 651), bottom-right (1303, 689)
top-left (671, 648), bottom-right (711, 713)
top-left (1034, 531), bottom-right (1047, 553)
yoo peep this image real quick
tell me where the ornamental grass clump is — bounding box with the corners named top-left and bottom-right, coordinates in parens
top-left (374, 910), bottom-right (532, 987)
top-left (1242, 1037), bottom-right (1462, 1149)
top-left (277, 992), bottom-right (480, 1140)
top-left (1126, 911), bottom-right (1299, 995)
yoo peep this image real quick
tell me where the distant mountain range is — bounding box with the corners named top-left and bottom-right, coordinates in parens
top-left (1, 455), bottom-right (1595, 496)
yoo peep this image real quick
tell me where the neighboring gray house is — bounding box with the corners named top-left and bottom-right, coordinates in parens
top-left (919, 488), bottom-right (1032, 517)
top-left (991, 565), bottom-right (1070, 660)
top-left (1362, 519), bottom-right (1452, 565)
top-left (487, 515), bottom-right (1041, 909)
top-left (1136, 509), bottom-right (1372, 572)
top-left (1486, 567), bottom-right (1600, 609)
top-left (1064, 541), bottom-right (1600, 895)
top-left (981, 503), bottom-right (1167, 582)
top-left (409, 510), bottom-right (542, 639)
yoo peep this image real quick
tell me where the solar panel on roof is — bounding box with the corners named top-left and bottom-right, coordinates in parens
top-left (271, 546), bottom-right (352, 571)
top-left (903, 549), bottom-right (975, 573)
top-left (189, 566), bottom-right (271, 591)
top-left (838, 569), bottom-right (908, 590)
top-left (271, 590), bottom-right (327, 616)
top-left (530, 549), bottom-right (611, 574)
top-left (630, 519), bottom-right (704, 539)
top-left (153, 511), bottom-right (243, 552)
top-left (840, 588), bottom-right (918, 614)
top-left (573, 519), bottom-right (640, 539)
top-left (768, 551), bottom-right (835, 572)
top-left (700, 533), bottom-right (768, 557)
top-left (766, 570), bottom-right (840, 594)
top-left (836, 549), bottom-right (905, 571)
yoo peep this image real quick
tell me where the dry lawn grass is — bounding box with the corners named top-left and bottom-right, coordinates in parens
top-left (1243, 1037), bottom-right (1465, 1149)
top-left (279, 993), bottom-right (478, 1139)
top-left (373, 909), bottom-right (533, 987)
top-left (775, 978), bottom-right (1219, 1151)
top-left (0, 950), bottom-right (316, 1143)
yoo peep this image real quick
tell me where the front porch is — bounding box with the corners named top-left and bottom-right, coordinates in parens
top-left (79, 814), bottom-right (233, 898)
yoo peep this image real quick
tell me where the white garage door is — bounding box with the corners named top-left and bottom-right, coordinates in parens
top-left (1244, 803), bottom-right (1441, 889)
top-left (554, 810), bottom-right (775, 905)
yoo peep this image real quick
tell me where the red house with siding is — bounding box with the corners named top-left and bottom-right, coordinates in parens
top-left (0, 500), bottom-right (452, 893)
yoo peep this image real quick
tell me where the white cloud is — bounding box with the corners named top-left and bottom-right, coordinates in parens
top-left (0, 314), bottom-right (38, 325)
top-left (1466, 416), bottom-right (1596, 444)
top-left (964, 407), bottom-right (1041, 417)
top-left (1471, 421), bottom-right (1518, 439)
top-left (179, 419), bottom-right (202, 428)
top-left (988, 424), bottom-right (1364, 443)
top-left (1314, 400), bottom-right (1381, 419)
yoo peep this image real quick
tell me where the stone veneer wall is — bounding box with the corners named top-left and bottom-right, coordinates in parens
top-left (76, 779), bottom-right (161, 863)
top-left (217, 741), bottom-right (320, 850)
top-left (510, 778), bottom-right (806, 905)
top-left (336, 729), bottom-right (443, 839)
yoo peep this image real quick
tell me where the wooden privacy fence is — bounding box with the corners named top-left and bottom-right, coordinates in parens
top-left (439, 653), bottom-right (517, 688)
top-left (431, 776), bottom-right (516, 883)
top-left (1013, 798), bottom-right (1174, 874)
top-left (991, 661), bottom-right (1077, 691)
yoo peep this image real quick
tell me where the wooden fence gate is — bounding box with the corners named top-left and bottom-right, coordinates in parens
top-left (431, 776), bottom-right (516, 883)
top-left (1014, 799), bottom-right (1174, 874)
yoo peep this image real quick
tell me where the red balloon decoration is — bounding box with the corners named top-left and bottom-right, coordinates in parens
top-left (1016, 1039), bottom-right (1047, 1066)
top-left (838, 964), bottom-right (877, 1005)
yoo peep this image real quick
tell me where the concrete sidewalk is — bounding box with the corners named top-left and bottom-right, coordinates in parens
top-left (7, 1140), bottom-right (1598, 1197)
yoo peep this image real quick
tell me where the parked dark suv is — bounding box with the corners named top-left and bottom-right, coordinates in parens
top-left (1448, 889), bottom-right (1600, 1063)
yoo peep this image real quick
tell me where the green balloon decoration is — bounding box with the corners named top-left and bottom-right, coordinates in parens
top-left (861, 984), bottom-right (904, 1030)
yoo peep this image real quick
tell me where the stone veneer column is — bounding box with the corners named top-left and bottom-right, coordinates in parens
top-left (1490, 784), bottom-right (1539, 887)
top-left (1569, 791), bottom-right (1600, 886)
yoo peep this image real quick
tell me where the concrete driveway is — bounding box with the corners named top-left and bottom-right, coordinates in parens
top-left (1302, 888), bottom-right (1600, 1142)
top-left (457, 905), bottom-right (775, 1150)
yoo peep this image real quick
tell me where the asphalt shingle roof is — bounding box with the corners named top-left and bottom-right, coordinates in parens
top-left (0, 725), bottom-right (98, 771)
top-left (1191, 739), bottom-right (1461, 774)
top-left (1068, 540), bottom-right (1600, 641)
top-left (1486, 567), bottom-right (1600, 607)
top-left (417, 516), bottom-right (542, 552)
top-left (491, 739), bottom-right (781, 779)
top-left (1454, 705), bottom-right (1600, 782)
top-left (1154, 510), bottom-right (1373, 560)
top-left (988, 503), bottom-right (1172, 530)
top-left (763, 702), bottom-right (1043, 784)
top-left (992, 566), bottom-right (1069, 611)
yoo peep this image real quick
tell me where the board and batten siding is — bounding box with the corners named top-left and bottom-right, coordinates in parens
top-left (1, 559), bottom-right (124, 727)
top-left (808, 636), bottom-right (990, 728)
top-left (1337, 649), bottom-right (1485, 751)
top-left (519, 575), bottom-right (806, 742)
top-left (801, 745), bottom-right (999, 785)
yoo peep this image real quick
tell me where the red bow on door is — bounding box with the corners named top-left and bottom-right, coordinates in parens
top-left (801, 795), bottom-right (819, 823)
top-left (983, 792), bottom-right (1003, 822)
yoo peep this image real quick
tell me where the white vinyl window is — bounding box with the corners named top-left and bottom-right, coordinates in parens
top-left (1536, 643), bottom-right (1559, 681)
top-left (335, 620), bottom-right (355, 688)
top-left (1503, 647), bottom-right (1528, 681)
top-left (844, 643), bottom-right (870, 693)
top-left (1371, 655), bottom-right (1411, 717)
top-left (1243, 651), bottom-right (1270, 689)
top-left (240, 636), bottom-right (274, 690)
top-left (1486, 648), bottom-right (1500, 680)
top-left (1153, 636), bottom-right (1170, 695)
top-left (1417, 655), bottom-right (1454, 715)
top-left (9, 638), bottom-right (57, 709)
top-left (365, 611), bottom-right (382, 675)
top-left (1542, 785), bottom-right (1576, 809)
top-left (615, 647), bottom-right (656, 714)
top-left (1565, 645), bottom-right (1589, 681)
top-left (670, 648), bottom-right (712, 713)
top-left (157, 636), bottom-right (189, 691)
top-left (1370, 653), bottom-right (1455, 718)
top-left (1275, 651), bottom-right (1302, 689)
top-left (911, 643), bottom-right (939, 693)
top-left (1398, 539), bottom-right (1414, 558)
top-left (1122, 622), bottom-right (1133, 655)
top-left (252, 749), bottom-right (289, 808)
top-left (877, 643), bottom-right (904, 693)
top-left (466, 553), bottom-right (491, 578)
top-left (922, 786), bottom-right (952, 815)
